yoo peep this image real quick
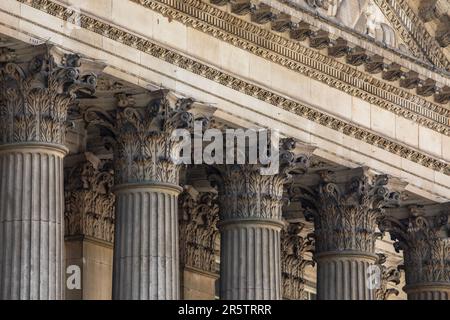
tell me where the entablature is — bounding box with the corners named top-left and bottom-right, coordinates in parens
top-left (1, 0), bottom-right (448, 203)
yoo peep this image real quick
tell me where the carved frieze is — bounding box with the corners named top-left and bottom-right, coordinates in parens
top-left (281, 222), bottom-right (315, 300)
top-left (305, 0), bottom-right (334, 10)
top-left (17, 0), bottom-right (450, 177)
top-left (0, 48), bottom-right (96, 146)
top-left (19, 0), bottom-right (450, 137)
top-left (294, 169), bottom-right (399, 254)
top-left (64, 155), bottom-right (115, 243)
top-left (179, 192), bottom-right (219, 273)
top-left (380, 205), bottom-right (450, 287)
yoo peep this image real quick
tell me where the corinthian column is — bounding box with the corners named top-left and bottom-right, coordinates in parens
top-left (86, 92), bottom-right (194, 299)
top-left (381, 203), bottom-right (450, 300)
top-left (211, 139), bottom-right (311, 300)
top-left (0, 47), bottom-right (97, 299)
top-left (296, 168), bottom-right (399, 300)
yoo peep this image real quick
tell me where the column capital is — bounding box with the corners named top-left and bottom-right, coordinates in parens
top-left (0, 45), bottom-right (99, 146)
top-left (374, 253), bottom-right (401, 300)
top-left (179, 190), bottom-right (219, 274)
top-left (380, 203), bottom-right (450, 291)
top-left (293, 167), bottom-right (400, 255)
top-left (210, 139), bottom-right (313, 224)
top-left (85, 90), bottom-right (196, 185)
top-left (281, 222), bottom-right (315, 300)
top-left (64, 152), bottom-right (115, 243)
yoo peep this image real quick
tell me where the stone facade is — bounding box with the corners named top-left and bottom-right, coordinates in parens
top-left (0, 0), bottom-right (449, 300)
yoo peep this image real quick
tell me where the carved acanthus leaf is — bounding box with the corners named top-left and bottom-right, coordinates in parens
top-left (281, 222), bottom-right (315, 300)
top-left (0, 47), bottom-right (97, 145)
top-left (380, 206), bottom-right (450, 287)
top-left (64, 157), bottom-right (115, 243)
top-left (179, 191), bottom-right (219, 273)
top-left (84, 91), bottom-right (195, 185)
top-left (374, 253), bottom-right (401, 300)
top-left (295, 169), bottom-right (400, 254)
top-left (210, 139), bottom-right (312, 222)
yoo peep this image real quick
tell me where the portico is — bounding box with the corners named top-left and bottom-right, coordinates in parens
top-left (0, 0), bottom-right (449, 300)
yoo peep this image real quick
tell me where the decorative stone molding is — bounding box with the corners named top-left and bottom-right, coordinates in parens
top-left (374, 253), bottom-right (401, 300)
top-left (380, 204), bottom-right (450, 297)
top-left (281, 222), bottom-right (315, 300)
top-left (114, 95), bottom-right (193, 185)
top-left (305, 0), bottom-right (333, 10)
top-left (17, 0), bottom-right (450, 134)
top-left (144, 0), bottom-right (450, 124)
top-left (179, 191), bottom-right (219, 274)
top-left (64, 154), bottom-right (115, 243)
top-left (294, 168), bottom-right (399, 254)
top-left (15, 0), bottom-right (450, 176)
top-left (84, 91), bottom-right (194, 185)
top-left (278, 0), bottom-right (449, 70)
top-left (0, 46), bottom-right (97, 146)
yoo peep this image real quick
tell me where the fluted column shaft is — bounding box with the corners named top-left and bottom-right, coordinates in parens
top-left (113, 183), bottom-right (181, 300)
top-left (220, 220), bottom-right (282, 300)
top-left (0, 144), bottom-right (66, 299)
top-left (406, 286), bottom-right (450, 300)
top-left (316, 253), bottom-right (377, 300)
top-left (94, 93), bottom-right (195, 300)
top-left (213, 157), bottom-right (303, 300)
top-left (0, 48), bottom-right (96, 300)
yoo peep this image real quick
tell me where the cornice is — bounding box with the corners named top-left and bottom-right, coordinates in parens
top-left (13, 0), bottom-right (450, 175)
top-left (133, 0), bottom-right (450, 136)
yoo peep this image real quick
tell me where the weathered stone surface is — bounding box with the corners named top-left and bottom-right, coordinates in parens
top-left (85, 92), bottom-right (196, 300)
top-left (380, 203), bottom-right (450, 300)
top-left (0, 48), bottom-right (97, 300)
top-left (294, 167), bottom-right (400, 299)
top-left (210, 140), bottom-right (312, 300)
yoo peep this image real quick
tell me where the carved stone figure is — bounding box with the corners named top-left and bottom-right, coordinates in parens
top-left (335, 0), bottom-right (369, 28)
